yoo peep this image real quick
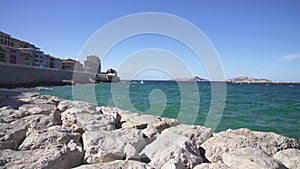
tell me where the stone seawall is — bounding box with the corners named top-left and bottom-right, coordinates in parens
top-left (0, 63), bottom-right (96, 88)
top-left (0, 90), bottom-right (300, 169)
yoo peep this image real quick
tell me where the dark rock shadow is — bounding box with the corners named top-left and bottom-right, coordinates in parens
top-left (199, 147), bottom-right (210, 163)
top-left (0, 90), bottom-right (30, 109)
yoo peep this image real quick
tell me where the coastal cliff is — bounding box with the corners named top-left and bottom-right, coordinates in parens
top-left (0, 90), bottom-right (299, 169)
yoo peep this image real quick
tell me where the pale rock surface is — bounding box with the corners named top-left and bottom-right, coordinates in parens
top-left (120, 112), bottom-right (179, 132)
top-left (147, 117), bottom-right (179, 132)
top-left (12, 114), bottom-right (61, 135)
top-left (162, 124), bottom-right (212, 147)
top-left (0, 123), bottom-right (26, 150)
top-left (193, 161), bottom-right (229, 169)
top-left (58, 100), bottom-right (97, 113)
top-left (222, 147), bottom-right (287, 169)
top-left (273, 149), bottom-right (300, 169)
top-left (18, 103), bottom-right (57, 115)
top-left (73, 160), bottom-right (155, 169)
top-left (82, 128), bottom-right (147, 163)
top-left (161, 158), bottom-right (186, 169)
top-left (0, 143), bottom-right (84, 169)
top-left (61, 107), bottom-right (119, 132)
top-left (0, 107), bottom-right (29, 123)
top-left (140, 131), bottom-right (202, 169)
top-left (142, 128), bottom-right (160, 139)
top-left (16, 92), bottom-right (61, 105)
top-left (75, 112), bottom-right (118, 131)
top-left (98, 106), bottom-right (122, 123)
top-left (201, 128), bottom-right (299, 162)
top-left (18, 126), bottom-right (81, 150)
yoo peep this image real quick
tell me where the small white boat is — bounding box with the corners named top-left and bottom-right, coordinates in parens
top-left (141, 80), bottom-right (145, 84)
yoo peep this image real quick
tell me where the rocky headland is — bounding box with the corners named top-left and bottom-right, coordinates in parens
top-left (229, 77), bottom-right (300, 84)
top-left (230, 77), bottom-right (273, 84)
top-left (0, 90), bottom-right (300, 169)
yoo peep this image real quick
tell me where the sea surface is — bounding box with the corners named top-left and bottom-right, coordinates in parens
top-left (26, 81), bottom-right (300, 142)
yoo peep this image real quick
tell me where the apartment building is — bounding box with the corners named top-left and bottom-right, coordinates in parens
top-left (0, 31), bottom-right (106, 74)
top-left (0, 44), bottom-right (33, 66)
top-left (62, 59), bottom-right (83, 71)
top-left (45, 54), bottom-right (62, 69)
top-left (0, 31), bottom-right (39, 66)
top-left (83, 55), bottom-right (101, 73)
top-left (18, 48), bottom-right (46, 68)
top-left (0, 31), bottom-right (37, 49)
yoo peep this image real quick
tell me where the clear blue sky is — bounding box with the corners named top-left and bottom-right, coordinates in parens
top-left (1, 0), bottom-right (300, 81)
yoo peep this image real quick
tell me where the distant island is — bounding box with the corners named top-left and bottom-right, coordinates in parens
top-left (175, 76), bottom-right (300, 84)
top-left (229, 77), bottom-right (272, 84)
top-left (229, 77), bottom-right (300, 84)
top-left (175, 76), bottom-right (209, 82)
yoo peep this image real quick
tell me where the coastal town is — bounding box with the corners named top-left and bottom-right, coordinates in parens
top-left (0, 31), bottom-right (119, 87)
top-left (0, 31), bottom-right (95, 72)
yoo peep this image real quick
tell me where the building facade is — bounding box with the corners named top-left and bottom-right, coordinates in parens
top-left (62, 59), bottom-right (83, 71)
top-left (45, 54), bottom-right (62, 69)
top-left (83, 55), bottom-right (101, 73)
top-left (0, 31), bottom-right (112, 75)
top-left (18, 48), bottom-right (46, 68)
top-left (0, 31), bottom-right (37, 49)
top-left (0, 44), bottom-right (33, 66)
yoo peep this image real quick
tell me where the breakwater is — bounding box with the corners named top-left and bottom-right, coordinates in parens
top-left (0, 90), bottom-right (299, 168)
top-left (0, 63), bottom-right (97, 88)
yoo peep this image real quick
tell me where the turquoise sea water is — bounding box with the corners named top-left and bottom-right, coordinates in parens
top-left (28, 81), bottom-right (300, 142)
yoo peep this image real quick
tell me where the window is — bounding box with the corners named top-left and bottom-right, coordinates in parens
top-left (11, 55), bottom-right (16, 64)
top-left (0, 53), bottom-right (5, 62)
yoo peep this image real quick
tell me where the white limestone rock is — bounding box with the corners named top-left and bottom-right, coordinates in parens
top-left (140, 131), bottom-right (202, 169)
top-left (12, 114), bottom-right (62, 135)
top-left (18, 103), bottom-right (58, 116)
top-left (193, 161), bottom-right (229, 169)
top-left (147, 117), bottom-right (179, 132)
top-left (61, 107), bottom-right (118, 132)
top-left (75, 112), bottom-right (117, 131)
top-left (82, 128), bottom-right (147, 163)
top-left (201, 128), bottom-right (299, 162)
top-left (120, 112), bottom-right (179, 132)
top-left (58, 100), bottom-right (97, 113)
top-left (73, 160), bottom-right (155, 169)
top-left (0, 123), bottom-right (26, 150)
top-left (162, 124), bottom-right (212, 147)
top-left (0, 143), bottom-right (84, 169)
top-left (16, 92), bottom-right (61, 105)
top-left (18, 126), bottom-right (81, 150)
top-left (273, 149), bottom-right (300, 169)
top-left (161, 158), bottom-right (186, 169)
top-left (0, 107), bottom-right (29, 123)
top-left (98, 106), bottom-right (122, 121)
top-left (142, 128), bottom-right (160, 139)
top-left (222, 147), bottom-right (287, 169)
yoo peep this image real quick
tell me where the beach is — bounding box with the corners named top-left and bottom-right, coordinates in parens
top-left (0, 90), bottom-right (299, 169)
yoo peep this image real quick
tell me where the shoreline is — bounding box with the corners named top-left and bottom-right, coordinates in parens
top-left (1, 80), bottom-right (300, 90)
top-left (0, 90), bottom-right (299, 168)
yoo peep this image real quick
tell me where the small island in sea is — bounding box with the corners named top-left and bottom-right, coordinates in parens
top-left (175, 76), bottom-right (209, 82)
top-left (229, 76), bottom-right (300, 84)
top-left (229, 77), bottom-right (273, 84)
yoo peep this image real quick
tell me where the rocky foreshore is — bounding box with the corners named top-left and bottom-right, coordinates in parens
top-left (0, 90), bottom-right (300, 169)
